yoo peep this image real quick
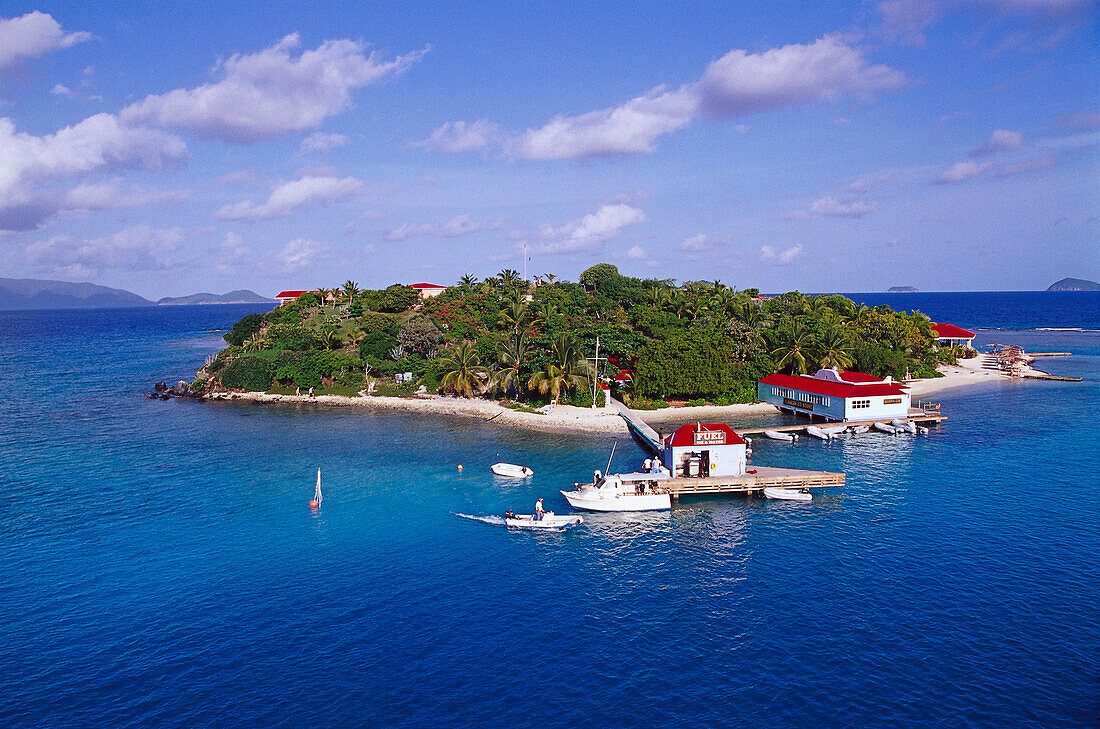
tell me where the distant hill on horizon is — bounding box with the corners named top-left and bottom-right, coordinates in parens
top-left (0, 277), bottom-right (151, 311)
top-left (1047, 277), bottom-right (1100, 291)
top-left (157, 290), bottom-right (275, 306)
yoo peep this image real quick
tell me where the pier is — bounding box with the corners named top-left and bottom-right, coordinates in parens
top-left (664, 466), bottom-right (844, 498)
top-left (610, 399), bottom-right (663, 453)
top-left (737, 410), bottom-right (947, 437)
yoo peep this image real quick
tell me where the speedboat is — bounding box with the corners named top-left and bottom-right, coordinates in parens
top-left (491, 462), bottom-right (534, 478)
top-left (561, 472), bottom-right (671, 512)
top-left (874, 422), bottom-right (897, 434)
top-left (764, 430), bottom-right (797, 441)
top-left (504, 512), bottom-right (582, 529)
top-left (763, 487), bottom-right (812, 502)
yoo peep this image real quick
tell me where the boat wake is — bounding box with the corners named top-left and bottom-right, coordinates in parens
top-left (455, 513), bottom-right (506, 526)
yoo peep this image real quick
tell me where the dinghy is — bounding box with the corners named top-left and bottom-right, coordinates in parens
top-left (763, 487), bottom-right (812, 502)
top-left (874, 422), bottom-right (897, 434)
top-left (503, 512), bottom-right (582, 529)
top-left (491, 463), bottom-right (534, 478)
top-left (850, 425), bottom-right (870, 434)
top-left (806, 426), bottom-right (835, 440)
top-left (309, 468), bottom-right (322, 508)
top-left (821, 425), bottom-right (847, 436)
top-left (764, 430), bottom-right (797, 442)
top-left (892, 419), bottom-right (917, 434)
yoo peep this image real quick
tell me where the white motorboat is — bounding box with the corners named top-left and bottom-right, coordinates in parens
top-left (874, 422), bottom-right (897, 434)
top-left (764, 430), bottom-right (797, 441)
top-left (850, 425), bottom-right (870, 434)
top-left (491, 462), bottom-right (534, 478)
top-left (561, 472), bottom-right (672, 512)
top-left (503, 512), bottom-right (582, 529)
top-left (892, 419), bottom-right (917, 434)
top-left (763, 487), bottom-right (813, 502)
top-left (805, 426), bottom-right (835, 440)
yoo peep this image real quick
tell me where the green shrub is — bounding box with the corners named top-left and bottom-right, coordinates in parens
top-left (220, 356), bottom-right (275, 391)
top-left (224, 313), bottom-right (264, 346)
top-left (686, 398), bottom-right (706, 407)
top-left (190, 377), bottom-right (208, 391)
top-left (272, 351), bottom-right (363, 389)
top-left (266, 323), bottom-right (324, 351)
top-left (359, 332), bottom-right (397, 361)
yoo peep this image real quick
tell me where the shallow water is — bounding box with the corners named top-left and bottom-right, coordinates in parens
top-left (0, 302), bottom-right (1097, 728)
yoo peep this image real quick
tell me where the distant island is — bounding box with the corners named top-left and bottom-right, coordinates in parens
top-left (1047, 278), bottom-right (1100, 291)
top-left (0, 278), bottom-right (276, 311)
top-left (887, 286), bottom-right (919, 293)
top-left (158, 290), bottom-right (275, 306)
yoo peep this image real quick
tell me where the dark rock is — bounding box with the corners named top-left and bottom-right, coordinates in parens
top-left (154, 382), bottom-right (167, 392)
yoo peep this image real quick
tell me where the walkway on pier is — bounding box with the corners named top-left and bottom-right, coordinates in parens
top-left (609, 399), bottom-right (662, 454)
top-left (665, 466), bottom-right (844, 497)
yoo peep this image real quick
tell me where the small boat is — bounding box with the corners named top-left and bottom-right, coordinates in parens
top-left (504, 512), bottom-right (582, 529)
top-left (874, 422), bottom-right (897, 434)
top-left (917, 426), bottom-right (929, 434)
top-left (764, 487), bottom-right (812, 502)
top-left (850, 425), bottom-right (870, 434)
top-left (892, 419), bottom-right (917, 434)
top-left (805, 426), bottom-right (835, 440)
top-left (561, 472), bottom-right (672, 512)
top-left (491, 463), bottom-right (534, 478)
top-left (764, 430), bottom-right (796, 442)
top-left (310, 468), bottom-right (323, 508)
top-left (821, 425), bottom-right (847, 436)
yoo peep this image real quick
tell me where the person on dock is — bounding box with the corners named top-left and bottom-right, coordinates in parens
top-left (643, 457), bottom-right (652, 472)
top-left (534, 498), bottom-right (545, 521)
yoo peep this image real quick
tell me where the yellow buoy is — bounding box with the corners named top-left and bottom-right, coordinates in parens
top-left (457, 464), bottom-right (463, 471)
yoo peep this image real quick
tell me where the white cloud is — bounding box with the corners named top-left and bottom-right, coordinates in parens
top-left (62, 179), bottom-right (191, 211)
top-left (415, 120), bottom-right (499, 153)
top-left (299, 132), bottom-right (348, 153)
top-left (696, 36), bottom-right (906, 116)
top-left (995, 155), bottom-right (1057, 177)
top-left (440, 214), bottom-right (484, 237)
top-left (969, 129), bottom-right (1026, 156)
top-left (121, 34), bottom-right (427, 142)
top-left (1055, 109), bottom-right (1100, 131)
top-left (0, 11), bottom-right (91, 71)
top-left (802, 196), bottom-right (879, 218)
top-left (22, 223), bottom-right (185, 277)
top-left (760, 244), bottom-right (803, 264)
top-left (626, 245), bottom-right (649, 260)
top-left (936, 160), bottom-right (994, 183)
top-left (381, 214), bottom-right (485, 241)
top-left (0, 114), bottom-right (187, 230)
top-left (51, 83), bottom-right (74, 97)
top-left (278, 237), bottom-right (326, 271)
top-left (680, 233), bottom-right (713, 251)
top-left (535, 203), bottom-right (646, 254)
top-left (383, 223), bottom-right (435, 241)
top-left (878, 0), bottom-right (940, 45)
top-left (211, 231), bottom-right (251, 276)
top-left (844, 171), bottom-right (900, 193)
top-left (516, 87), bottom-right (697, 160)
top-left (512, 36), bottom-right (903, 160)
top-left (215, 174), bottom-right (363, 220)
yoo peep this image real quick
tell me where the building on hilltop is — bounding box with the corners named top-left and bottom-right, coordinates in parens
top-left (930, 323), bottom-right (976, 349)
top-left (275, 290), bottom-right (312, 306)
top-left (757, 368), bottom-right (911, 422)
top-left (411, 283), bottom-right (447, 299)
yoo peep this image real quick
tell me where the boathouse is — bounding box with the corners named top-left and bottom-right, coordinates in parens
top-left (757, 368), bottom-right (911, 422)
top-left (411, 282), bottom-right (447, 299)
top-left (931, 323), bottom-right (976, 349)
top-left (662, 423), bottom-right (747, 479)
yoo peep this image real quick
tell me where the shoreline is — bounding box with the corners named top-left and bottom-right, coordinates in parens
top-left (199, 358), bottom-right (1007, 433)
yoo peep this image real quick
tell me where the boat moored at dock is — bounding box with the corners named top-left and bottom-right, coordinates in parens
top-left (763, 487), bottom-right (813, 502)
top-left (764, 430), bottom-right (798, 441)
top-left (561, 472), bottom-right (672, 512)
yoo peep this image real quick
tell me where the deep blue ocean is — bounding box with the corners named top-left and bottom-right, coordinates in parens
top-left (1, 293), bottom-right (1098, 728)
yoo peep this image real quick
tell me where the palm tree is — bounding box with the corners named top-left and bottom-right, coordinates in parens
top-left (342, 280), bottom-right (359, 301)
top-left (770, 321), bottom-right (815, 374)
top-left (497, 268), bottom-right (522, 291)
top-left (528, 334), bottom-right (592, 404)
top-left (321, 327), bottom-right (343, 350)
top-left (499, 297), bottom-right (529, 335)
top-left (458, 274), bottom-right (478, 290)
top-left (817, 326), bottom-right (855, 371)
top-left (489, 335), bottom-right (529, 396)
top-left (440, 342), bottom-right (489, 398)
top-left (532, 300), bottom-right (558, 330)
top-left (243, 333), bottom-right (266, 352)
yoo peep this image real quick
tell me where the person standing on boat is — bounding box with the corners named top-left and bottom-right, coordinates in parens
top-left (643, 457), bottom-right (652, 472)
top-left (534, 498), bottom-right (545, 521)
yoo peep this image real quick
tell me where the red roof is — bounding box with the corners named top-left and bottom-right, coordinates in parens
top-left (411, 282), bottom-right (446, 289)
top-left (931, 323), bottom-right (975, 339)
top-left (760, 373), bottom-right (909, 398)
top-left (275, 290), bottom-right (311, 298)
top-left (667, 423), bottom-right (746, 447)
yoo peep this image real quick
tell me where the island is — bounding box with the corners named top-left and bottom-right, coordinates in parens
top-left (0, 277), bottom-right (152, 310)
top-left (181, 263), bottom-right (968, 427)
top-left (887, 286), bottom-right (918, 293)
top-left (1046, 277), bottom-right (1100, 291)
top-left (157, 289), bottom-right (276, 306)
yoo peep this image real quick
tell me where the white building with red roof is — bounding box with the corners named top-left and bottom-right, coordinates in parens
top-left (410, 282), bottom-right (447, 299)
top-left (662, 423), bottom-right (747, 478)
top-left (758, 368), bottom-right (911, 422)
top-left (275, 290), bottom-right (312, 306)
top-left (930, 323), bottom-right (976, 349)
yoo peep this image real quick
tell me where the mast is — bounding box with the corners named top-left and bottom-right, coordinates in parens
top-left (522, 241), bottom-right (527, 282)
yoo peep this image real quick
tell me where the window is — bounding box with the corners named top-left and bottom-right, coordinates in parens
top-left (851, 399), bottom-right (871, 409)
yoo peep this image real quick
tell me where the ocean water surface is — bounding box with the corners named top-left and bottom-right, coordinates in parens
top-left (0, 297), bottom-right (1097, 728)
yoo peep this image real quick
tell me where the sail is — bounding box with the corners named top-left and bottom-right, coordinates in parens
top-left (314, 468), bottom-right (323, 505)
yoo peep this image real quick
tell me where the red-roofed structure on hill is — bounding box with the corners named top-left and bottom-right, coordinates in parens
top-left (410, 282), bottom-right (447, 298)
top-left (275, 290), bottom-right (313, 306)
top-left (662, 423), bottom-right (747, 478)
top-left (930, 323), bottom-right (976, 348)
top-left (758, 368), bottom-right (911, 422)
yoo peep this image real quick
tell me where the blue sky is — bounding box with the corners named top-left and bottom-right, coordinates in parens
top-left (0, 1), bottom-right (1097, 297)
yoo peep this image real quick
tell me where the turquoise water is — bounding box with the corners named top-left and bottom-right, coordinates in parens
top-left (0, 299), bottom-right (1098, 728)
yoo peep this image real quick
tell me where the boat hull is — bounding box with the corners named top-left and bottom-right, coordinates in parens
top-left (491, 463), bottom-right (534, 478)
top-left (505, 513), bottom-right (582, 529)
top-left (560, 490), bottom-right (671, 512)
top-left (763, 487), bottom-right (813, 502)
top-left (764, 430), bottom-right (796, 441)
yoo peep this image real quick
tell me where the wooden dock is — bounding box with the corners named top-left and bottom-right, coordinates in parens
top-left (737, 411), bottom-right (946, 436)
top-left (664, 466), bottom-right (844, 498)
top-left (610, 399), bottom-right (663, 453)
